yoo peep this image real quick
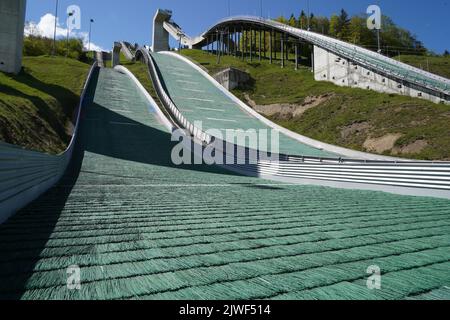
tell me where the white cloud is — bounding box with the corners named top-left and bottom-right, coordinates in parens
top-left (24, 13), bottom-right (106, 52)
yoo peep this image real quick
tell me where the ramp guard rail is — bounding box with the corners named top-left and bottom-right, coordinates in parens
top-left (0, 62), bottom-right (99, 223)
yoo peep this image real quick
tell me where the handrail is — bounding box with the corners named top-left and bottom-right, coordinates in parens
top-left (0, 61), bottom-right (99, 223)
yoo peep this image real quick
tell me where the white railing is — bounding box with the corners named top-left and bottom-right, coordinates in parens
top-left (0, 62), bottom-right (98, 223)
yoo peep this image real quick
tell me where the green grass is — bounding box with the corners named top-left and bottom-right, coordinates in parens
top-left (181, 49), bottom-right (450, 160)
top-left (393, 55), bottom-right (450, 79)
top-left (0, 56), bottom-right (91, 154)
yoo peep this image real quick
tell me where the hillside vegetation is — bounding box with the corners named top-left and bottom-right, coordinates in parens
top-left (23, 35), bottom-right (93, 63)
top-left (0, 56), bottom-right (90, 153)
top-left (181, 49), bottom-right (450, 160)
top-left (394, 55), bottom-right (450, 79)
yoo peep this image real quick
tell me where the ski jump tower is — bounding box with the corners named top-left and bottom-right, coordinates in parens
top-left (152, 9), bottom-right (172, 52)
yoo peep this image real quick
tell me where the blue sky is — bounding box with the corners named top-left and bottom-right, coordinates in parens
top-left (25, 0), bottom-right (450, 53)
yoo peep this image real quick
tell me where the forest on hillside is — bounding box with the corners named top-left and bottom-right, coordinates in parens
top-left (275, 9), bottom-right (438, 57)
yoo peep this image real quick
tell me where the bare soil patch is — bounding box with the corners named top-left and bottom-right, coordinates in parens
top-left (245, 94), bottom-right (333, 120)
top-left (393, 140), bottom-right (429, 155)
top-left (363, 133), bottom-right (403, 154)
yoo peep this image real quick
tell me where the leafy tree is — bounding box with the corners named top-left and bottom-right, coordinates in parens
top-left (288, 14), bottom-right (297, 27)
top-left (23, 35), bottom-right (86, 60)
top-left (269, 9), bottom-right (429, 55)
top-left (298, 10), bottom-right (307, 29)
top-left (313, 16), bottom-right (330, 34)
top-left (329, 15), bottom-right (340, 37)
top-left (348, 16), bottom-right (374, 45)
top-left (275, 16), bottom-right (287, 24)
top-left (337, 9), bottom-right (351, 40)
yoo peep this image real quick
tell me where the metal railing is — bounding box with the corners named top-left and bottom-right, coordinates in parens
top-left (0, 62), bottom-right (99, 223)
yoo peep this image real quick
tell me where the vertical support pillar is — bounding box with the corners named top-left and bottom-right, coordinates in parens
top-left (217, 32), bottom-right (223, 64)
top-left (295, 43), bottom-right (298, 70)
top-left (209, 34), bottom-right (213, 54)
top-left (263, 30), bottom-right (266, 59)
top-left (236, 30), bottom-right (240, 57)
top-left (281, 34), bottom-right (284, 68)
top-left (242, 28), bottom-right (246, 60)
top-left (269, 30), bottom-right (272, 64)
top-left (233, 28), bottom-right (237, 56)
top-left (250, 28), bottom-right (253, 61)
top-left (274, 32), bottom-right (277, 60)
top-left (285, 34), bottom-right (288, 61)
top-left (216, 31), bottom-right (219, 57)
top-left (227, 29), bottom-right (230, 55)
top-left (258, 29), bottom-right (262, 61)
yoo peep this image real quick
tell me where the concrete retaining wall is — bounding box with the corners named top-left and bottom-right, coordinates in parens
top-left (314, 45), bottom-right (449, 104)
top-left (213, 68), bottom-right (250, 90)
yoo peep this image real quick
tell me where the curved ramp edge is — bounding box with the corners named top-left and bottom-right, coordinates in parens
top-left (0, 62), bottom-right (99, 224)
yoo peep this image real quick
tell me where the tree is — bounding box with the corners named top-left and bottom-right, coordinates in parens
top-left (337, 9), bottom-right (351, 40)
top-left (444, 50), bottom-right (450, 56)
top-left (298, 10), bottom-right (307, 29)
top-left (314, 16), bottom-right (330, 35)
top-left (329, 15), bottom-right (339, 37)
top-left (275, 16), bottom-right (287, 25)
top-left (288, 14), bottom-right (297, 27)
top-left (347, 16), bottom-right (375, 45)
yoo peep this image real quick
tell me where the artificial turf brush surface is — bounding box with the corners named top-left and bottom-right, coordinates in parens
top-left (0, 67), bottom-right (448, 300)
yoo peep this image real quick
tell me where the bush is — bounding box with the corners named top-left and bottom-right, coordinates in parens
top-left (23, 36), bottom-right (86, 61)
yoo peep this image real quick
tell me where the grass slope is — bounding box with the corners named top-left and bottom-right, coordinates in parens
top-left (181, 49), bottom-right (450, 160)
top-left (0, 56), bottom-right (90, 154)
